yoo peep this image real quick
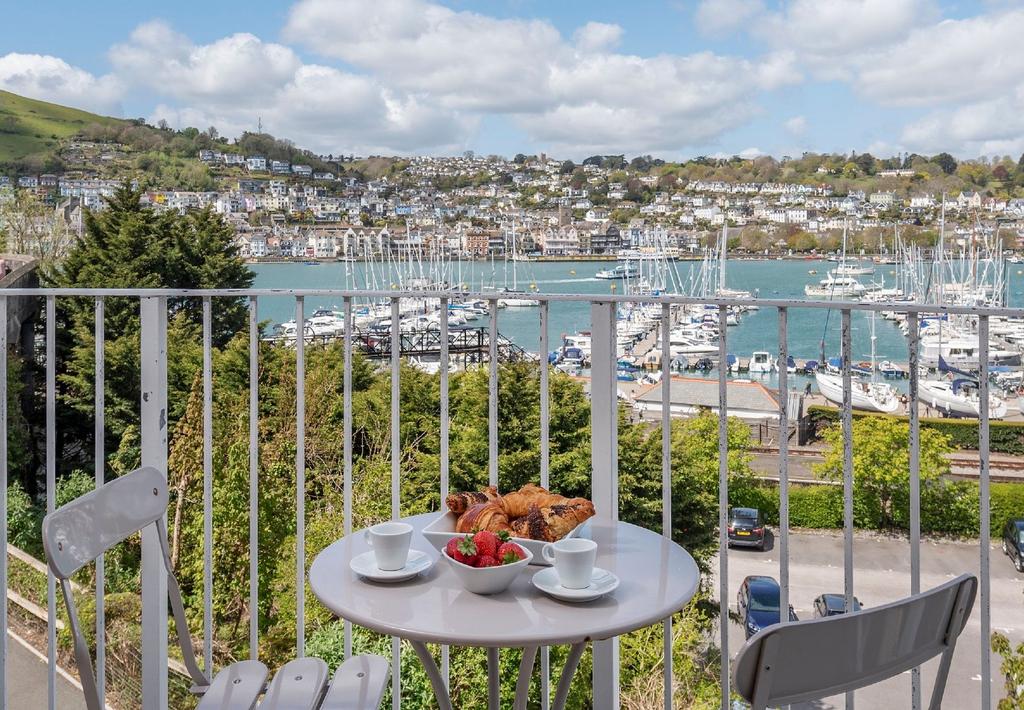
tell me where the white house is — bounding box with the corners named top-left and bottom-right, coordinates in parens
top-left (247, 156), bottom-right (267, 172)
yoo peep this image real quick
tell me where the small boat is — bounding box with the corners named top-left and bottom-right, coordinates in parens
top-left (878, 360), bottom-right (905, 378)
top-left (852, 361), bottom-right (873, 376)
top-left (808, 269), bottom-right (818, 275)
top-left (595, 263), bottom-right (640, 280)
top-left (726, 353), bottom-right (739, 373)
top-left (834, 263), bottom-right (875, 276)
top-left (921, 378), bottom-right (1008, 419)
top-left (748, 351), bottom-right (775, 375)
top-left (785, 356), bottom-right (796, 374)
top-left (805, 273), bottom-right (868, 298)
top-left (815, 372), bottom-right (901, 414)
top-left (802, 359), bottom-right (819, 374)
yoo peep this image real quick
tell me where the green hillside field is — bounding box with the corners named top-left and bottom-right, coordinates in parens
top-left (0, 90), bottom-right (125, 163)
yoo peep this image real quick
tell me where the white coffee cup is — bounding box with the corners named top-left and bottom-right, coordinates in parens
top-left (542, 538), bottom-right (597, 589)
top-left (366, 522), bottom-right (413, 571)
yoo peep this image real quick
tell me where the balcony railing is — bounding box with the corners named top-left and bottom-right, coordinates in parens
top-left (0, 287), bottom-right (1012, 709)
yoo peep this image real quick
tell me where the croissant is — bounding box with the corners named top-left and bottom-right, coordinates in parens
top-left (456, 502), bottom-right (512, 534)
top-left (499, 483), bottom-right (571, 519)
top-left (510, 501), bottom-right (596, 542)
top-left (446, 486), bottom-right (500, 515)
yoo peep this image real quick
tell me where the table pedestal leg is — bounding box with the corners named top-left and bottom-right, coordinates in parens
top-left (514, 646), bottom-right (539, 710)
top-left (487, 647), bottom-right (500, 709)
top-left (552, 642), bottom-right (587, 710)
top-left (409, 640), bottom-right (453, 710)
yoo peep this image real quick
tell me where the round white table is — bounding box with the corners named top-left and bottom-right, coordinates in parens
top-left (309, 513), bottom-right (700, 710)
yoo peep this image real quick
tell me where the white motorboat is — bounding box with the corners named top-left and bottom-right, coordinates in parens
top-left (920, 378), bottom-right (1008, 419)
top-left (595, 262), bottom-right (640, 280)
top-left (805, 273), bottom-right (868, 298)
top-left (834, 263), bottom-right (875, 276)
top-left (815, 372), bottom-right (901, 414)
top-left (748, 351), bottom-right (775, 375)
top-left (496, 288), bottom-right (539, 308)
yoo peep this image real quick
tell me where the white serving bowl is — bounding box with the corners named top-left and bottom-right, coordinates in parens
top-left (423, 511), bottom-right (589, 566)
top-left (442, 545), bottom-right (533, 595)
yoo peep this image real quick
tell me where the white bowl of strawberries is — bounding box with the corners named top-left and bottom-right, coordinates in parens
top-left (442, 530), bottom-right (533, 595)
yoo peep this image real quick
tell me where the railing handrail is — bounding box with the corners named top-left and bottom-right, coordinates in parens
top-left (3, 287), bottom-right (1023, 317)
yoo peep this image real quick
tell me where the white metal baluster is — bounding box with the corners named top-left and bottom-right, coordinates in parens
top-left (661, 302), bottom-right (673, 710)
top-left (94, 298), bottom-right (106, 704)
top-left (489, 299), bottom-right (498, 487)
top-left (978, 315), bottom-right (991, 710)
top-left (202, 297), bottom-right (213, 675)
top-left (440, 297), bottom-right (450, 690)
top-left (840, 309), bottom-right (854, 710)
top-left (342, 297), bottom-right (353, 659)
top-left (907, 312), bottom-right (921, 710)
top-left (0, 296), bottom-right (7, 709)
top-left (46, 296), bottom-right (56, 710)
top-left (590, 301), bottom-right (619, 709)
top-left (248, 296), bottom-right (259, 660)
top-left (390, 297), bottom-right (401, 710)
top-left (539, 300), bottom-right (550, 710)
top-left (140, 296), bottom-right (169, 707)
top-left (777, 307), bottom-right (789, 630)
top-left (717, 304), bottom-right (729, 710)
top-left (295, 297), bottom-right (306, 657)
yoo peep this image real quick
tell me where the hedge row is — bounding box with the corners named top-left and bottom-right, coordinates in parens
top-left (805, 405), bottom-right (1024, 455)
top-left (730, 478), bottom-right (1024, 538)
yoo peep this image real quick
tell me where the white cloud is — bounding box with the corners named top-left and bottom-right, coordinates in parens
top-left (573, 22), bottom-right (623, 54)
top-left (784, 116), bottom-right (807, 136)
top-left (284, 0), bottom-right (800, 155)
top-left (111, 22), bottom-right (301, 105)
top-left (695, 0), bottom-right (766, 35)
top-left (109, 20), bottom-right (468, 154)
top-left (901, 90), bottom-right (1024, 156)
top-left (855, 10), bottom-right (1024, 107)
top-left (0, 53), bottom-right (122, 115)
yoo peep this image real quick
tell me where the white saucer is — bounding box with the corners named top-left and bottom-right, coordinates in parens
top-left (531, 567), bottom-right (619, 602)
top-left (350, 549), bottom-right (433, 583)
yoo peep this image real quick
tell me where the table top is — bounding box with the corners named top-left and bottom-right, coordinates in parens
top-left (308, 513), bottom-right (700, 647)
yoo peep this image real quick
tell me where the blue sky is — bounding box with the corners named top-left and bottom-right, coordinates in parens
top-left (2, 0), bottom-right (1023, 160)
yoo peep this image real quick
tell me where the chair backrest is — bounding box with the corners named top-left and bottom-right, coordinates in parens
top-left (42, 466), bottom-right (208, 710)
top-left (43, 466), bottom-right (168, 579)
top-left (732, 574), bottom-right (977, 710)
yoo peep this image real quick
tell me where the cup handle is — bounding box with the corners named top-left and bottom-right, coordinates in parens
top-left (542, 543), bottom-right (555, 564)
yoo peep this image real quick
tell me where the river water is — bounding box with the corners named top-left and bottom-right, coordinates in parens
top-left (251, 259), bottom-right (1024, 392)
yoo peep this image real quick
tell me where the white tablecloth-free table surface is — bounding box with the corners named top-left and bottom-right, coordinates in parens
top-left (309, 512), bottom-right (700, 710)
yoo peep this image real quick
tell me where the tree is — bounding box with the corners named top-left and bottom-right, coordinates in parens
top-left (41, 183), bottom-right (254, 472)
top-left (932, 152), bottom-right (958, 175)
top-left (992, 632), bottom-right (1024, 709)
top-left (559, 160), bottom-right (575, 175)
top-left (513, 153), bottom-right (527, 165)
top-left (814, 416), bottom-right (952, 529)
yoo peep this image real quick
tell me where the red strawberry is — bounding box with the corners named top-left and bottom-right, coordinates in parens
top-left (497, 542), bottom-right (526, 564)
top-left (476, 555), bottom-right (500, 568)
top-left (472, 530), bottom-right (500, 559)
top-left (446, 535), bottom-right (477, 565)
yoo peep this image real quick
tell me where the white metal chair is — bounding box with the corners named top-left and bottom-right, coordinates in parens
top-left (42, 465), bottom-right (390, 710)
top-left (732, 573), bottom-right (976, 710)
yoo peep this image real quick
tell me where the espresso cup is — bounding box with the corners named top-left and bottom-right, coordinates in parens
top-left (366, 522), bottom-right (413, 571)
top-left (542, 538), bottom-right (597, 589)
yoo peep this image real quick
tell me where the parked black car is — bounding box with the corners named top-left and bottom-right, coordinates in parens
top-left (813, 593), bottom-right (863, 617)
top-left (737, 575), bottom-right (797, 639)
top-left (1003, 518), bottom-right (1024, 573)
top-left (728, 507), bottom-right (766, 550)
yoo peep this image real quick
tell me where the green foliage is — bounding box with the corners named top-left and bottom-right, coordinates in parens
top-left (992, 632), bottom-right (1024, 709)
top-left (6, 481), bottom-right (40, 553)
top-left (805, 405), bottom-right (1024, 455)
top-left (814, 416), bottom-right (952, 528)
top-left (0, 89), bottom-right (125, 167)
top-left (39, 183), bottom-right (252, 472)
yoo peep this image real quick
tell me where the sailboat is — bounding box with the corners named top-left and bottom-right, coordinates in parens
top-left (921, 357), bottom-right (1009, 419)
top-left (815, 311), bottom-right (901, 413)
top-left (496, 221), bottom-right (539, 307)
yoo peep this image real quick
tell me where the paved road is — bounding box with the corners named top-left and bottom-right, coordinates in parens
top-left (5, 632), bottom-right (89, 710)
top-left (713, 529), bottom-right (1023, 709)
